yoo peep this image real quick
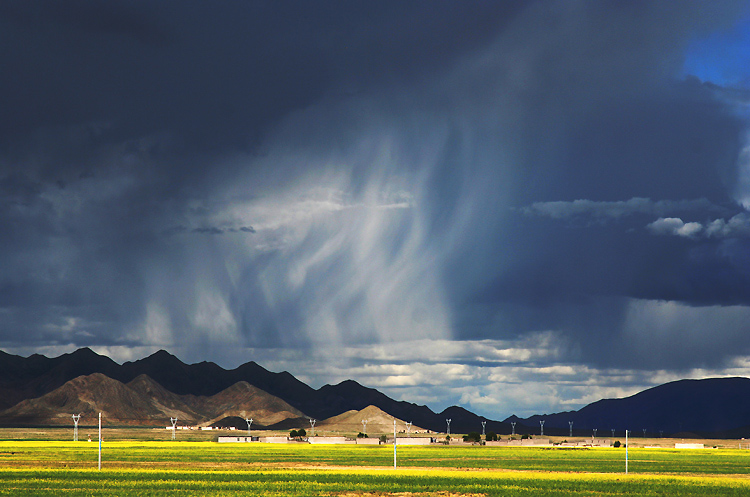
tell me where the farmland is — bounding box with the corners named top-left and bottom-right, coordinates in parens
top-left (1, 433), bottom-right (750, 495)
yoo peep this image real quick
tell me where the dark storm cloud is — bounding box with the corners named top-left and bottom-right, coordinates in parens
top-left (186, 226), bottom-right (255, 235)
top-left (0, 0), bottom-right (523, 160)
top-left (0, 0), bottom-right (169, 44)
top-left (522, 198), bottom-right (726, 222)
top-left (191, 227), bottom-right (223, 235)
top-left (432, 2), bottom-right (750, 370)
top-left (2, 0), bottom-right (750, 415)
top-left (0, 172), bottom-right (42, 206)
top-left (0, 0), bottom-right (524, 344)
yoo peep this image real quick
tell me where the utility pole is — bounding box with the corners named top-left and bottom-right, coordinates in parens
top-left (540, 420), bottom-right (545, 437)
top-left (98, 412), bottom-right (102, 471)
top-left (170, 417), bottom-right (178, 440)
top-left (362, 419), bottom-right (368, 436)
top-left (569, 421), bottom-right (573, 438)
top-left (481, 421), bottom-right (486, 437)
top-left (393, 419), bottom-right (397, 469)
top-left (245, 418), bottom-right (253, 437)
top-left (446, 419), bottom-right (451, 436)
top-left (511, 422), bottom-right (516, 436)
top-left (72, 414), bottom-right (80, 442)
top-left (309, 418), bottom-right (316, 437)
top-left (406, 422), bottom-right (412, 436)
top-left (625, 430), bottom-right (629, 474)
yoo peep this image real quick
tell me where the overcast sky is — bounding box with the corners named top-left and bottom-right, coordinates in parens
top-left (4, 1), bottom-right (750, 419)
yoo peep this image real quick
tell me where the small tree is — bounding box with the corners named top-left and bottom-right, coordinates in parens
top-left (463, 432), bottom-right (481, 443)
top-left (357, 432), bottom-right (368, 438)
top-left (379, 435), bottom-right (387, 443)
top-left (613, 440), bottom-right (621, 448)
top-left (289, 429), bottom-right (306, 439)
top-left (485, 431), bottom-right (498, 442)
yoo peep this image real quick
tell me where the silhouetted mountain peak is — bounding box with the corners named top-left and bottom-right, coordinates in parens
top-left (441, 405), bottom-right (477, 417)
top-left (141, 349), bottom-right (182, 364)
top-left (58, 347), bottom-right (117, 367)
top-left (68, 347), bottom-right (96, 356)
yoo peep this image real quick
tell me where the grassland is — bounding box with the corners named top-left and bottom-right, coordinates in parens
top-left (1, 431), bottom-right (750, 495)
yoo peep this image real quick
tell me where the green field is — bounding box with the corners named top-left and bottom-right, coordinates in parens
top-left (2, 438), bottom-right (750, 495)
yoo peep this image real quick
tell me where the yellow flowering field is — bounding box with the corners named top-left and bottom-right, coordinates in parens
top-left (0, 440), bottom-right (749, 495)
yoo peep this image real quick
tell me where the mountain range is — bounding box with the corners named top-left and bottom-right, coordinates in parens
top-left (0, 348), bottom-right (506, 433)
top-left (505, 377), bottom-right (750, 438)
top-left (2, 348), bottom-right (750, 438)
top-left (0, 372), bottom-right (305, 428)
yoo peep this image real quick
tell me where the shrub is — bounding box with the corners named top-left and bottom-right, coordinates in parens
top-left (379, 435), bottom-right (387, 443)
top-left (289, 429), bottom-right (307, 439)
top-left (463, 432), bottom-right (481, 443)
top-left (614, 440), bottom-right (621, 448)
top-left (357, 432), bottom-right (368, 438)
top-left (486, 432), bottom-right (498, 442)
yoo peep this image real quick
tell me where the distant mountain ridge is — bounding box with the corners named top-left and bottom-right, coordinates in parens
top-left (0, 348), bottom-right (507, 434)
top-left (6, 348), bottom-right (750, 438)
top-left (505, 377), bottom-right (750, 437)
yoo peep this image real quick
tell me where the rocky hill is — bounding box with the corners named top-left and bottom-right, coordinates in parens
top-left (0, 373), bottom-right (305, 427)
top-left (317, 405), bottom-right (426, 434)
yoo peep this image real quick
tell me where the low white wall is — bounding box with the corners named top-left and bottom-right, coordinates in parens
top-left (218, 436), bottom-right (255, 443)
top-left (260, 436), bottom-right (293, 444)
top-left (395, 437), bottom-right (432, 445)
top-left (675, 443), bottom-right (704, 449)
top-left (503, 438), bottom-right (552, 446)
top-left (308, 437), bottom-right (355, 444)
top-left (355, 438), bottom-right (381, 445)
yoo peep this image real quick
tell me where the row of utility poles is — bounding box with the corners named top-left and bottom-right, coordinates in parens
top-left (73, 413), bottom-right (641, 474)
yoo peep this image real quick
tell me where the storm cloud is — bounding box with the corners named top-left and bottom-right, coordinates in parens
top-left (2, 0), bottom-right (750, 418)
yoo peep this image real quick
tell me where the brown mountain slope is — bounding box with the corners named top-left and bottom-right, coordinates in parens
top-left (0, 373), bottom-right (200, 425)
top-left (181, 381), bottom-right (306, 426)
top-left (126, 374), bottom-right (206, 422)
top-left (0, 373), bottom-right (309, 427)
top-left (316, 405), bottom-right (425, 434)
